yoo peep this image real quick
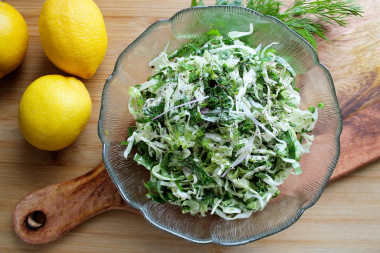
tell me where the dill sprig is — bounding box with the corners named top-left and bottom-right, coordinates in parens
top-left (191, 0), bottom-right (363, 50)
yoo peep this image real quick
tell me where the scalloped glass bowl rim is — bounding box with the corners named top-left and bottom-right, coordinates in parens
top-left (98, 5), bottom-right (343, 246)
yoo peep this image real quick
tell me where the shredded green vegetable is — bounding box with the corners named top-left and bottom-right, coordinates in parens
top-left (124, 24), bottom-right (319, 220)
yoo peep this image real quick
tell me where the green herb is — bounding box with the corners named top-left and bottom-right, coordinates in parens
top-left (144, 102), bottom-right (165, 118)
top-left (191, 0), bottom-right (204, 7)
top-left (308, 106), bottom-right (316, 113)
top-left (207, 29), bottom-right (221, 36)
top-left (318, 102), bottom-right (325, 109)
top-left (128, 126), bottom-right (137, 137)
top-left (144, 181), bottom-right (167, 203)
top-left (284, 130), bottom-right (297, 160)
top-left (191, 0), bottom-right (363, 50)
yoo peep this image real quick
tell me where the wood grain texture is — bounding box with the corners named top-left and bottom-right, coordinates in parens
top-left (331, 101), bottom-right (380, 180)
top-left (317, 0), bottom-right (380, 179)
top-left (13, 161), bottom-right (139, 244)
top-left (1, 0), bottom-right (379, 251)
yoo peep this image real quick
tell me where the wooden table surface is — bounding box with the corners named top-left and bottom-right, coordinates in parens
top-left (1, 0), bottom-right (379, 252)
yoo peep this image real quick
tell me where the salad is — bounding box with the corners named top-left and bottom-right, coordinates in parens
top-left (124, 24), bottom-right (321, 220)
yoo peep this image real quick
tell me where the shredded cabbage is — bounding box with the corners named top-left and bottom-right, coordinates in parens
top-left (124, 25), bottom-right (320, 220)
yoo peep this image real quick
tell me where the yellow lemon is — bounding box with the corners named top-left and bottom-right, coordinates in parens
top-left (18, 75), bottom-right (92, 151)
top-left (39, 0), bottom-right (107, 79)
top-left (0, 2), bottom-right (28, 79)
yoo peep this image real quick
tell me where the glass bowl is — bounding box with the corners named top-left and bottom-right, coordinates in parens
top-left (98, 5), bottom-right (343, 246)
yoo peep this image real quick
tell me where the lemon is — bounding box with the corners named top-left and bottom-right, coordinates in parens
top-left (39, 0), bottom-right (107, 79)
top-left (18, 75), bottom-right (92, 151)
top-left (0, 2), bottom-right (28, 79)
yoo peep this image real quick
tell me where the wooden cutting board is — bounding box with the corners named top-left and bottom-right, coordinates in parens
top-left (1, 0), bottom-right (379, 246)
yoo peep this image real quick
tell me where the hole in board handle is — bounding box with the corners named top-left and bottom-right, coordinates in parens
top-left (25, 211), bottom-right (46, 230)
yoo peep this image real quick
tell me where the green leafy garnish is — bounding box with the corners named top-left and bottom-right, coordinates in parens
top-left (191, 0), bottom-right (204, 7)
top-left (191, 0), bottom-right (363, 50)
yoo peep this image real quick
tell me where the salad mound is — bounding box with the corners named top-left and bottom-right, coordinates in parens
top-left (124, 24), bottom-right (320, 220)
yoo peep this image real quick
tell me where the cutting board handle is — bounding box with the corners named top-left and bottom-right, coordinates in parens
top-left (12, 161), bottom-right (138, 244)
